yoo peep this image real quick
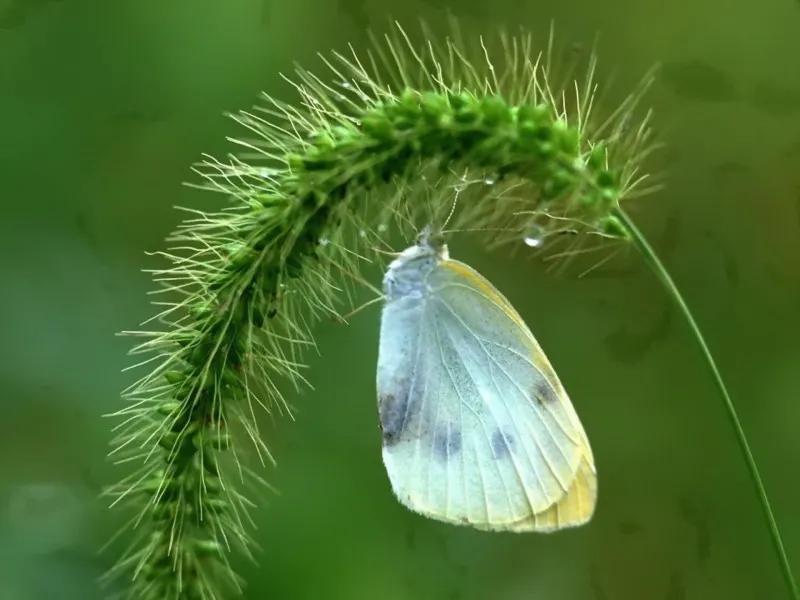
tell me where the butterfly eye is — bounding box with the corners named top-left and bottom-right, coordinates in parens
top-left (426, 230), bottom-right (446, 248)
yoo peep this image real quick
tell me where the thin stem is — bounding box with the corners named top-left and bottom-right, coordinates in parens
top-left (614, 206), bottom-right (799, 600)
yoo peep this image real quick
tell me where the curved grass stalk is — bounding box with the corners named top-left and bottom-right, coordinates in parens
top-left (105, 22), bottom-right (796, 599)
top-left (614, 207), bottom-right (799, 600)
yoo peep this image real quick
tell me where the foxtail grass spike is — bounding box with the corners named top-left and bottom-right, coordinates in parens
top-left (106, 22), bottom-right (795, 600)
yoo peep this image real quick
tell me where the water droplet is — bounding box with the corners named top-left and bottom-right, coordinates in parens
top-left (319, 237), bottom-right (330, 247)
top-left (359, 229), bottom-right (367, 238)
top-left (377, 223), bottom-right (388, 232)
top-left (484, 176), bottom-right (496, 186)
top-left (523, 225), bottom-right (545, 248)
top-left (523, 235), bottom-right (544, 248)
top-left (339, 80), bottom-right (352, 89)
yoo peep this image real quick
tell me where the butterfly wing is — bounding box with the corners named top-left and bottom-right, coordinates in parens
top-left (377, 258), bottom-right (596, 531)
top-left (507, 429), bottom-right (595, 532)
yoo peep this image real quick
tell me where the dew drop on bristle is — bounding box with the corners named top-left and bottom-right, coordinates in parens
top-left (484, 176), bottom-right (496, 186)
top-left (523, 225), bottom-right (545, 248)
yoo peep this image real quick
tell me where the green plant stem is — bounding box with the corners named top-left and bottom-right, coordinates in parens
top-left (614, 206), bottom-right (799, 600)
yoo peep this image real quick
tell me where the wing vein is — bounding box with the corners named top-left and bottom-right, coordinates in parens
top-left (436, 280), bottom-right (582, 443)
top-left (477, 338), bottom-right (581, 443)
top-left (433, 318), bottom-right (520, 519)
top-left (436, 297), bottom-right (574, 496)
top-left (440, 315), bottom-right (558, 507)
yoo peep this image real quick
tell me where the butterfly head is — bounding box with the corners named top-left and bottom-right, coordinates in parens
top-left (383, 229), bottom-right (449, 301)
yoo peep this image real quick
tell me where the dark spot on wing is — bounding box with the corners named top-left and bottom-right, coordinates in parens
top-left (433, 425), bottom-right (461, 460)
top-left (379, 391), bottom-right (409, 446)
top-left (491, 430), bottom-right (514, 459)
top-left (533, 379), bottom-right (558, 405)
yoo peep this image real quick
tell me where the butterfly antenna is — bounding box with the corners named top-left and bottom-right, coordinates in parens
top-left (370, 245), bottom-right (402, 258)
top-left (442, 199), bottom-right (456, 231)
top-left (442, 188), bottom-right (461, 231)
top-left (333, 294), bottom-right (385, 324)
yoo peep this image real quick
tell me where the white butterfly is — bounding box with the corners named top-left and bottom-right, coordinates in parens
top-left (377, 236), bottom-right (596, 532)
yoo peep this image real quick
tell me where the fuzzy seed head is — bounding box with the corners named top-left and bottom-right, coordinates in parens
top-left (107, 22), bottom-right (657, 599)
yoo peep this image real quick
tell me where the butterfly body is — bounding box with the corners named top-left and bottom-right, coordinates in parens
top-left (377, 238), bottom-right (596, 532)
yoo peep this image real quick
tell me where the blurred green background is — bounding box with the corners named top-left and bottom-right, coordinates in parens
top-left (1, 0), bottom-right (799, 598)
